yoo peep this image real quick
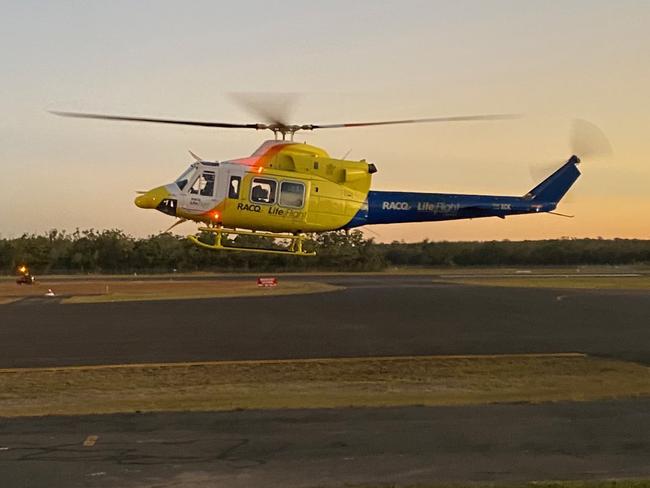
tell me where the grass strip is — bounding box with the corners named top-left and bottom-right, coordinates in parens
top-left (63, 280), bottom-right (340, 303)
top-left (346, 480), bottom-right (650, 488)
top-left (446, 276), bottom-right (650, 290)
top-left (1, 354), bottom-right (649, 417)
top-left (0, 280), bottom-right (341, 304)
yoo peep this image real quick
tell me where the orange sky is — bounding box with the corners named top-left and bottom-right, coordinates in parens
top-left (1, 1), bottom-right (648, 241)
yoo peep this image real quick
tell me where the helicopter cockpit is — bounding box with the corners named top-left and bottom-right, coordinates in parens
top-left (174, 162), bottom-right (220, 197)
top-left (162, 161), bottom-right (222, 219)
top-left (174, 165), bottom-right (196, 191)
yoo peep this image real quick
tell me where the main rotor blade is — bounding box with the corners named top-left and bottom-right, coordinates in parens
top-left (229, 92), bottom-right (297, 127)
top-left (308, 113), bottom-right (520, 130)
top-left (51, 111), bottom-right (264, 130)
top-left (52, 110), bottom-right (521, 135)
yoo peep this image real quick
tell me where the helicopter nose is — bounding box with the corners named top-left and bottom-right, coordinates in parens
top-left (134, 186), bottom-right (170, 209)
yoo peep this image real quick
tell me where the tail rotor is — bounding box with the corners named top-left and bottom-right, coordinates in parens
top-left (529, 119), bottom-right (611, 207)
top-left (570, 118), bottom-right (612, 161)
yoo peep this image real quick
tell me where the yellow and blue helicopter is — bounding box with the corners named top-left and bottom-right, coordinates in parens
top-left (53, 109), bottom-right (582, 256)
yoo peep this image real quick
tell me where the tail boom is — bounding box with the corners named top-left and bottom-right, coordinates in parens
top-left (344, 155), bottom-right (581, 228)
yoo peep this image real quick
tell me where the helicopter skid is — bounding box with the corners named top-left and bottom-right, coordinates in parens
top-left (188, 227), bottom-right (316, 256)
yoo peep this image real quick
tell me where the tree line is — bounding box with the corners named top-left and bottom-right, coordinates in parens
top-left (0, 229), bottom-right (649, 274)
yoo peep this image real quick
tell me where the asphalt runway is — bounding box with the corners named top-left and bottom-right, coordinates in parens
top-left (2, 400), bottom-right (650, 488)
top-left (0, 275), bottom-right (649, 367)
top-left (2, 275), bottom-right (650, 487)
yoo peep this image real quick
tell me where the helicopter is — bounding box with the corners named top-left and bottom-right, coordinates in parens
top-left (53, 109), bottom-right (583, 256)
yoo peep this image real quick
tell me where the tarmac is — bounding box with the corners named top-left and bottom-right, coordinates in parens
top-left (1, 274), bottom-right (649, 487)
top-left (2, 401), bottom-right (650, 488)
top-left (0, 275), bottom-right (649, 367)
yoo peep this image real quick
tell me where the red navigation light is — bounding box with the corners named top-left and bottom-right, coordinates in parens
top-left (212, 211), bottom-right (220, 220)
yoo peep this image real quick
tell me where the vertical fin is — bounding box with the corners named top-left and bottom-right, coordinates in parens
top-left (524, 155), bottom-right (581, 203)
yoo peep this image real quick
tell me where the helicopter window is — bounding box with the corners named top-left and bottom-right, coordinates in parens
top-left (189, 171), bottom-right (215, 197)
top-left (279, 181), bottom-right (305, 208)
top-left (175, 166), bottom-right (195, 191)
top-left (229, 176), bottom-right (241, 199)
top-left (250, 178), bottom-right (277, 204)
top-left (200, 172), bottom-right (215, 197)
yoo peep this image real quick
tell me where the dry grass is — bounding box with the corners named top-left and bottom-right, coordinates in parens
top-left (1, 354), bottom-right (649, 417)
top-left (0, 279), bottom-right (341, 304)
top-left (447, 276), bottom-right (650, 290)
top-left (350, 481), bottom-right (650, 488)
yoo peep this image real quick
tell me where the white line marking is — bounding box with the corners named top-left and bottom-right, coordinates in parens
top-left (83, 435), bottom-right (98, 447)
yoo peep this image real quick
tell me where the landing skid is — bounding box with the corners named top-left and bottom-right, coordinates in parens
top-left (188, 227), bottom-right (316, 256)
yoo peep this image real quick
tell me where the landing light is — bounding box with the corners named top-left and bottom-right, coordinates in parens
top-left (256, 166), bottom-right (263, 174)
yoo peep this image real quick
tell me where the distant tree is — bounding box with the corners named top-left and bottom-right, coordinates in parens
top-left (1, 230), bottom-right (649, 274)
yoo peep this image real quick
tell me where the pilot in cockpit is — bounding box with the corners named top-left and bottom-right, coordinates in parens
top-left (251, 183), bottom-right (270, 202)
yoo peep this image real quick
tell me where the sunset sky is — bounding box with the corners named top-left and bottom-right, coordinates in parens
top-left (1, 0), bottom-right (648, 241)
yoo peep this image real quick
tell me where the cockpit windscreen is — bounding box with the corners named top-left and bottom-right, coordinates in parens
top-left (175, 166), bottom-right (196, 191)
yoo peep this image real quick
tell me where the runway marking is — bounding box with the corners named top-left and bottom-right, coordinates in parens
top-left (83, 435), bottom-right (98, 447)
top-left (0, 353), bottom-right (587, 374)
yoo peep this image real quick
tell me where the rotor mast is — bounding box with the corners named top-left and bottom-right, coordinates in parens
top-left (266, 124), bottom-right (313, 141)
